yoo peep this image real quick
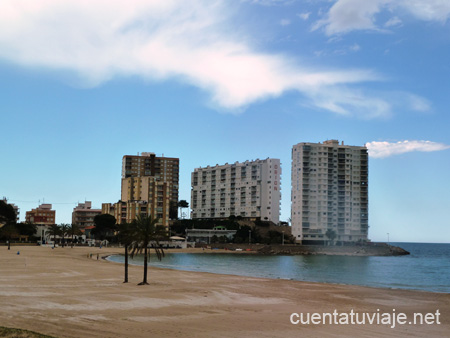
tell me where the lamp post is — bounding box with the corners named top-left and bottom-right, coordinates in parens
top-left (387, 233), bottom-right (390, 245)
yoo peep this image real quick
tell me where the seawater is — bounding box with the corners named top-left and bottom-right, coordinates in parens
top-left (107, 243), bottom-right (450, 293)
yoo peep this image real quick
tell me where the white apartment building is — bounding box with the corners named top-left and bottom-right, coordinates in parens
top-left (291, 140), bottom-right (369, 244)
top-left (191, 159), bottom-right (281, 224)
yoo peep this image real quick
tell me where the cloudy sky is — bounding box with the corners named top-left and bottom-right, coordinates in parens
top-left (1, 0), bottom-right (449, 243)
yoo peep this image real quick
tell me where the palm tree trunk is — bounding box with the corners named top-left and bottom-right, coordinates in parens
top-left (124, 244), bottom-right (129, 283)
top-left (139, 245), bottom-right (149, 285)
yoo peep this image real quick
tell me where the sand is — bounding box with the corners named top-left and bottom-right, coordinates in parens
top-left (0, 246), bottom-right (448, 338)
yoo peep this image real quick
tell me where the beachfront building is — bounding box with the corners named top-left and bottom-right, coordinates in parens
top-left (191, 158), bottom-right (281, 224)
top-left (102, 185), bottom-right (171, 226)
top-left (102, 152), bottom-right (179, 228)
top-left (291, 140), bottom-right (369, 244)
top-left (122, 152), bottom-right (179, 204)
top-left (25, 204), bottom-right (56, 241)
top-left (186, 226), bottom-right (237, 244)
top-left (71, 201), bottom-right (101, 229)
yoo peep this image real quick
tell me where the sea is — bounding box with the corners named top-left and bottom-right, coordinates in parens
top-left (106, 243), bottom-right (450, 293)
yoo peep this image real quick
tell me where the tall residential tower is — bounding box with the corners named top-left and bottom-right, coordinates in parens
top-left (291, 140), bottom-right (368, 244)
top-left (191, 158), bottom-right (281, 224)
top-left (102, 152), bottom-right (179, 227)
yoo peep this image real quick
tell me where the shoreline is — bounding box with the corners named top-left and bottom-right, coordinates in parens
top-left (1, 246), bottom-right (448, 338)
top-left (103, 250), bottom-right (445, 294)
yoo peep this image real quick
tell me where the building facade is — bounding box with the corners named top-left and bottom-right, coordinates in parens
top-left (186, 226), bottom-right (237, 244)
top-left (103, 152), bottom-right (179, 228)
top-left (25, 204), bottom-right (56, 241)
top-left (72, 201), bottom-right (101, 229)
top-left (121, 152), bottom-right (179, 204)
top-left (25, 204), bottom-right (56, 225)
top-left (291, 140), bottom-right (368, 244)
top-left (103, 182), bottom-right (171, 225)
top-left (191, 158), bottom-right (281, 224)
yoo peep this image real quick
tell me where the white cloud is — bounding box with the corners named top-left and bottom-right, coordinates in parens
top-left (366, 140), bottom-right (450, 158)
top-left (405, 94), bottom-right (431, 112)
top-left (401, 0), bottom-right (450, 22)
top-left (0, 0), bottom-right (387, 112)
top-left (280, 19), bottom-right (291, 26)
top-left (313, 0), bottom-right (450, 36)
top-left (297, 12), bottom-right (311, 21)
top-left (384, 16), bottom-right (402, 28)
top-left (0, 0), bottom-right (430, 117)
top-left (245, 0), bottom-right (295, 6)
top-left (349, 43), bottom-right (361, 51)
top-left (306, 87), bottom-right (392, 119)
top-left (312, 0), bottom-right (389, 35)
top-left (305, 89), bottom-right (431, 119)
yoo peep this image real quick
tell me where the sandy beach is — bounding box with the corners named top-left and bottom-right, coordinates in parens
top-left (0, 246), bottom-right (448, 338)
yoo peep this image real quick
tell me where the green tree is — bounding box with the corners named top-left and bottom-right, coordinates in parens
top-left (0, 200), bottom-right (16, 225)
top-left (0, 223), bottom-right (19, 250)
top-left (233, 225), bottom-right (252, 244)
top-left (178, 200), bottom-right (189, 219)
top-left (16, 222), bottom-right (37, 238)
top-left (266, 230), bottom-right (282, 244)
top-left (118, 223), bottom-right (135, 283)
top-left (130, 215), bottom-right (165, 285)
top-left (325, 229), bottom-right (337, 246)
top-left (92, 214), bottom-right (117, 242)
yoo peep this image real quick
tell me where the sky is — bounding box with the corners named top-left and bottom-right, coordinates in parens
top-left (1, 0), bottom-right (449, 243)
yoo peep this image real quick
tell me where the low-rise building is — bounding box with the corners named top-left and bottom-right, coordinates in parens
top-left (25, 204), bottom-right (56, 241)
top-left (72, 201), bottom-right (101, 229)
top-left (186, 226), bottom-right (237, 244)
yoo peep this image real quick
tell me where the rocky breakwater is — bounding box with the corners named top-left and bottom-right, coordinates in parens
top-left (257, 243), bottom-right (410, 256)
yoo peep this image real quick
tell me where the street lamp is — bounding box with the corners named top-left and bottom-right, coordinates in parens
top-left (387, 233), bottom-right (390, 245)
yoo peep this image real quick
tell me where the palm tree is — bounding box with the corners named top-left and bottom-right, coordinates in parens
top-left (130, 215), bottom-right (166, 285)
top-left (118, 223), bottom-right (135, 283)
top-left (59, 224), bottom-right (70, 248)
top-left (48, 224), bottom-right (61, 246)
top-left (68, 224), bottom-right (82, 246)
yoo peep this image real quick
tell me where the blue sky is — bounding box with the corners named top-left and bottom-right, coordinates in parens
top-left (1, 0), bottom-right (449, 243)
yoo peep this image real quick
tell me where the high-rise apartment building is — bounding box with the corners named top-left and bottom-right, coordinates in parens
top-left (191, 159), bottom-right (281, 224)
top-left (121, 152), bottom-right (179, 204)
top-left (72, 201), bottom-right (101, 229)
top-left (103, 152), bottom-right (179, 228)
top-left (291, 140), bottom-right (368, 244)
